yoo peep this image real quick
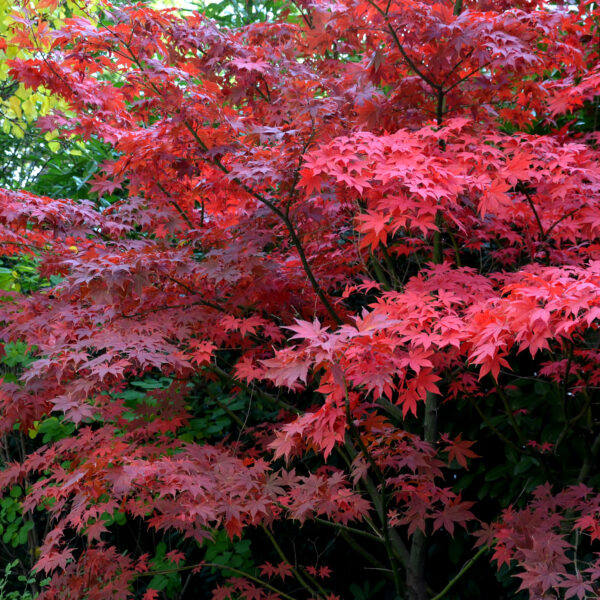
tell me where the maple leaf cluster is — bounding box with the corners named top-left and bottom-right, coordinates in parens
top-left (0, 0), bottom-right (599, 599)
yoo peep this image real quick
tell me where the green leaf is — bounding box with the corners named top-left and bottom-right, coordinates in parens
top-left (514, 456), bottom-right (539, 476)
top-left (484, 464), bottom-right (510, 481)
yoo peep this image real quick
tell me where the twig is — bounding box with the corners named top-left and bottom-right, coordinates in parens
top-left (183, 122), bottom-right (343, 326)
top-left (135, 561), bottom-right (298, 600)
top-left (261, 525), bottom-right (326, 598)
top-left (430, 546), bottom-right (487, 600)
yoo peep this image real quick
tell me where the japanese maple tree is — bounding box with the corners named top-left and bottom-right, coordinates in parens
top-left (1, 0), bottom-right (600, 598)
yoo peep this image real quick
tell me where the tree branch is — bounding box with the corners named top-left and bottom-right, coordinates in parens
top-left (183, 122), bottom-right (343, 326)
top-left (430, 546), bottom-right (487, 600)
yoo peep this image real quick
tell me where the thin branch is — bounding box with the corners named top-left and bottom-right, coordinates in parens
top-left (364, 0), bottom-right (440, 91)
top-left (210, 395), bottom-right (245, 428)
top-left (446, 226), bottom-right (462, 267)
top-left (313, 517), bottom-right (384, 542)
top-left (496, 384), bottom-right (525, 444)
top-left (254, 82), bottom-right (270, 102)
top-left (441, 49), bottom-right (474, 87)
top-left (156, 182), bottom-right (195, 229)
top-left (444, 61), bottom-right (491, 94)
top-left (577, 430), bottom-right (600, 483)
top-left (386, 25), bottom-right (441, 91)
top-left (370, 251), bottom-right (392, 290)
top-left (91, 7), bottom-right (315, 293)
top-left (136, 562), bottom-right (298, 600)
top-left (289, 0), bottom-right (314, 28)
top-left (339, 530), bottom-right (391, 575)
top-left (120, 299), bottom-right (217, 319)
top-left (467, 396), bottom-right (526, 455)
top-left (545, 207), bottom-right (581, 238)
top-left (286, 120), bottom-right (316, 215)
top-left (342, 381), bottom-right (403, 595)
top-left (430, 546), bottom-right (487, 600)
top-left (183, 122), bottom-right (343, 325)
top-left (519, 186), bottom-right (546, 240)
top-left (261, 525), bottom-right (326, 598)
top-left (207, 363), bottom-right (298, 414)
top-left (554, 386), bottom-right (591, 456)
top-left (165, 276), bottom-right (225, 312)
top-left (562, 341), bottom-right (574, 408)
top-left (70, 10), bottom-right (344, 327)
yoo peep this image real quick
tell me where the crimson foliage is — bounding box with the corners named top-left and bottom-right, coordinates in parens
top-left (1, 0), bottom-right (600, 599)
